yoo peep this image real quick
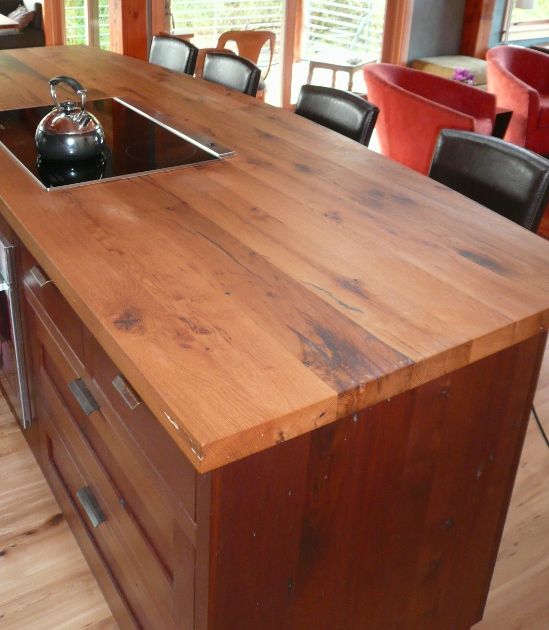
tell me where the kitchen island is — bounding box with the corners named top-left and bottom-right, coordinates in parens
top-left (0, 46), bottom-right (548, 629)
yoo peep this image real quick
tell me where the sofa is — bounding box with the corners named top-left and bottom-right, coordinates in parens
top-left (487, 45), bottom-right (549, 155)
top-left (411, 55), bottom-right (487, 91)
top-left (0, 0), bottom-right (45, 49)
top-left (363, 63), bottom-right (496, 174)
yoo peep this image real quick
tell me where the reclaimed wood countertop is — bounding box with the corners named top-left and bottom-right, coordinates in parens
top-left (0, 46), bottom-right (548, 472)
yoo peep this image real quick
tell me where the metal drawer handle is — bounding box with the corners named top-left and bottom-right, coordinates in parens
top-left (0, 272), bottom-right (8, 293)
top-left (68, 378), bottom-right (99, 416)
top-left (29, 265), bottom-right (52, 288)
top-left (112, 374), bottom-right (141, 410)
top-left (76, 486), bottom-right (106, 528)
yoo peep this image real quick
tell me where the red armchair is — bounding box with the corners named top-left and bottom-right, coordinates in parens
top-left (487, 46), bottom-right (549, 155)
top-left (363, 63), bottom-right (496, 174)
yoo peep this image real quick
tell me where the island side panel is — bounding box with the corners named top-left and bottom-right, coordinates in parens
top-left (201, 332), bottom-right (546, 630)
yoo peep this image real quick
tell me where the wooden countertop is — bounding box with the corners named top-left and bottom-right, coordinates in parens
top-left (0, 46), bottom-right (548, 472)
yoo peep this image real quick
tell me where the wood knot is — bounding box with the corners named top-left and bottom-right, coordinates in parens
top-left (114, 308), bottom-right (142, 332)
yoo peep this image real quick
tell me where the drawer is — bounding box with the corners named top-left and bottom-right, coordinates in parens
top-left (21, 252), bottom-right (197, 525)
top-left (39, 362), bottom-right (177, 630)
top-left (87, 336), bottom-right (197, 520)
top-left (21, 251), bottom-right (86, 367)
top-left (39, 412), bottom-right (139, 630)
top-left (28, 294), bottom-right (184, 573)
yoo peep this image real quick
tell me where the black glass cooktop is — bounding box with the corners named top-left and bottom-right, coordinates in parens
top-left (0, 97), bottom-right (234, 190)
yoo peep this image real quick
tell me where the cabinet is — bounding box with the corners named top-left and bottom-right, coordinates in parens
top-left (6, 235), bottom-right (546, 629)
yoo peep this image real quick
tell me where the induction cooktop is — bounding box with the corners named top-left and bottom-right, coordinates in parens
top-left (0, 97), bottom-right (234, 190)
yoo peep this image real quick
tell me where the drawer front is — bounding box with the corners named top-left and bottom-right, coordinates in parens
top-left (87, 335), bottom-right (197, 519)
top-left (39, 413), bottom-right (139, 630)
top-left (23, 286), bottom-right (184, 627)
top-left (28, 292), bottom-right (181, 572)
top-left (21, 251), bottom-right (86, 366)
top-left (21, 251), bottom-right (197, 524)
top-left (39, 363), bottom-right (177, 630)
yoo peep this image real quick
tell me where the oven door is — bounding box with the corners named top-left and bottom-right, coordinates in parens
top-left (0, 234), bottom-right (31, 428)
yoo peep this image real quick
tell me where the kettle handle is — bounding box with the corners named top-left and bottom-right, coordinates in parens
top-left (49, 76), bottom-right (87, 110)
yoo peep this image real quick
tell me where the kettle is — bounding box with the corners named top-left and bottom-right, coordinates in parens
top-left (37, 152), bottom-right (107, 188)
top-left (35, 76), bottom-right (105, 161)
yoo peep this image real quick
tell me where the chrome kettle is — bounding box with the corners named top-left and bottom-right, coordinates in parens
top-left (35, 76), bottom-right (105, 161)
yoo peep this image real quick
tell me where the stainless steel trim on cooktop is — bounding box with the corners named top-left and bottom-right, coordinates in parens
top-left (114, 97), bottom-right (235, 159)
top-left (0, 96), bottom-right (235, 191)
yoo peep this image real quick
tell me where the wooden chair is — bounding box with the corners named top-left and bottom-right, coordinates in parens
top-left (148, 35), bottom-right (198, 75)
top-left (202, 31), bottom-right (276, 99)
top-left (217, 31), bottom-right (275, 79)
top-left (202, 52), bottom-right (261, 97)
top-left (295, 85), bottom-right (379, 146)
top-left (429, 129), bottom-right (549, 232)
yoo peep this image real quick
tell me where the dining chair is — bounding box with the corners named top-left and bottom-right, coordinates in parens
top-left (429, 129), bottom-right (549, 232)
top-left (148, 34), bottom-right (198, 75)
top-left (202, 52), bottom-right (261, 97)
top-left (295, 85), bottom-right (379, 146)
top-left (363, 63), bottom-right (496, 174)
top-left (216, 30), bottom-right (275, 99)
top-left (430, 129), bottom-right (549, 448)
top-left (194, 47), bottom-right (236, 78)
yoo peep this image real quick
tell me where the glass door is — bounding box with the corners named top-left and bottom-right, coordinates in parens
top-left (167, 0), bottom-right (285, 104)
top-left (291, 0), bottom-right (387, 102)
top-left (64, 0), bottom-right (110, 48)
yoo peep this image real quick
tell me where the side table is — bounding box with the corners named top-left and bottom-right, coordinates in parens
top-left (305, 55), bottom-right (377, 91)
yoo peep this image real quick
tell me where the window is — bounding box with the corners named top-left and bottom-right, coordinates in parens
top-left (503, 0), bottom-right (549, 42)
top-left (302, 0), bottom-right (386, 62)
top-left (64, 0), bottom-right (110, 48)
top-left (169, 0), bottom-right (284, 56)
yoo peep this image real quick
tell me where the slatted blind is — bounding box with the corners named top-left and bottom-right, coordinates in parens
top-left (64, 0), bottom-right (109, 49)
top-left (169, 0), bottom-right (284, 66)
top-left (302, 0), bottom-right (386, 61)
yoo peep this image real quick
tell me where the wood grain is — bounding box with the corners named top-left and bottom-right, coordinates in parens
top-left (476, 342), bottom-right (549, 629)
top-left (381, 0), bottom-right (415, 64)
top-left (460, 0), bottom-right (497, 58)
top-left (204, 334), bottom-right (545, 629)
top-left (109, 0), bottom-right (148, 60)
top-left (0, 46), bottom-right (548, 472)
top-left (2, 342), bottom-right (548, 628)
top-left (0, 395), bottom-right (113, 629)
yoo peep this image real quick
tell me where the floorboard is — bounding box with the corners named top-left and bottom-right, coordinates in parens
top-left (0, 345), bottom-right (547, 629)
top-left (0, 395), bottom-right (115, 629)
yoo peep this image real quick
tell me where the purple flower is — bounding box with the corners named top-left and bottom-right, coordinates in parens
top-left (452, 67), bottom-right (475, 85)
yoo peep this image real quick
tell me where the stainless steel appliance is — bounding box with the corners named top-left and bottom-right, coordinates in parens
top-left (0, 97), bottom-right (234, 190)
top-left (35, 75), bottom-right (106, 161)
top-left (0, 235), bottom-right (31, 428)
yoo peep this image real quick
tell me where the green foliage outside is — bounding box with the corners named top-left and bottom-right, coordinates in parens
top-left (514, 0), bottom-right (549, 21)
top-left (64, 0), bottom-right (109, 49)
top-left (170, 0), bottom-right (386, 62)
top-left (63, 0), bottom-right (386, 60)
top-left (63, 0), bottom-right (547, 61)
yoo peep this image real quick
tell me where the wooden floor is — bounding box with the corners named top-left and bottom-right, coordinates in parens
top-left (0, 347), bottom-right (548, 629)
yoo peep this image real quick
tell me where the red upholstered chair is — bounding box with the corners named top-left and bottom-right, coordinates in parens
top-left (486, 46), bottom-right (549, 155)
top-left (363, 63), bottom-right (496, 174)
